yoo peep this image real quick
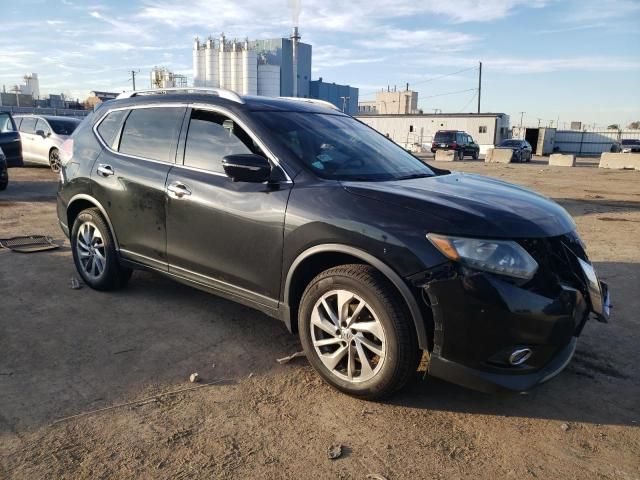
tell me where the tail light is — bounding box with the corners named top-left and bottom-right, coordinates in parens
top-left (451, 142), bottom-right (458, 149)
top-left (59, 139), bottom-right (74, 166)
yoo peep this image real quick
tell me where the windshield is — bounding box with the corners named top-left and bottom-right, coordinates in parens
top-left (621, 139), bottom-right (640, 145)
top-left (48, 118), bottom-right (80, 136)
top-left (255, 112), bottom-right (434, 181)
top-left (434, 131), bottom-right (455, 143)
top-left (500, 140), bottom-right (521, 147)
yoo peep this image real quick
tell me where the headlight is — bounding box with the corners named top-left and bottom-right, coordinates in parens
top-left (427, 234), bottom-right (538, 280)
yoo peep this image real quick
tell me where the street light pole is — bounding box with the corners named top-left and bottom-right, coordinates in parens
top-left (519, 111), bottom-right (525, 129)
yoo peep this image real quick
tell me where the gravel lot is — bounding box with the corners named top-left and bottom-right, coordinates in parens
top-left (1, 158), bottom-right (639, 479)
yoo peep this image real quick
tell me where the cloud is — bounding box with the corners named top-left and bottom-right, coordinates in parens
top-left (356, 27), bottom-right (478, 51)
top-left (312, 45), bottom-right (386, 70)
top-left (416, 55), bottom-right (640, 74)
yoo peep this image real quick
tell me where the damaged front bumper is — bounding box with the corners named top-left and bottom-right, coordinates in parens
top-left (415, 264), bottom-right (609, 393)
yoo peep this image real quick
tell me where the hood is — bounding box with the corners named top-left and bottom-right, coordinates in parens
top-left (343, 172), bottom-right (575, 238)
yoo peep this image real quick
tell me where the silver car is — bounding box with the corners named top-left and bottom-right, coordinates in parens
top-left (14, 115), bottom-right (81, 172)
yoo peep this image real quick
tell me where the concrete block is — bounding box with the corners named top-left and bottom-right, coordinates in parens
top-left (484, 148), bottom-right (512, 164)
top-left (599, 153), bottom-right (640, 170)
top-left (435, 149), bottom-right (457, 162)
top-left (549, 154), bottom-right (575, 167)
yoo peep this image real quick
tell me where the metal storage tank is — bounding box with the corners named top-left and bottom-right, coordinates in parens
top-left (257, 64), bottom-right (280, 97)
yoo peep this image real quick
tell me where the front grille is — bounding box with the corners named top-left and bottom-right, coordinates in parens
top-left (518, 232), bottom-right (589, 298)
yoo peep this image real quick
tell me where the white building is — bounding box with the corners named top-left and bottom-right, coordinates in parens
top-left (357, 113), bottom-right (510, 153)
top-left (18, 73), bottom-right (40, 99)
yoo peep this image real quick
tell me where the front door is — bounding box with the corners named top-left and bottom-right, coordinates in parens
top-left (32, 118), bottom-right (52, 163)
top-left (91, 105), bottom-right (186, 270)
top-left (166, 108), bottom-right (291, 304)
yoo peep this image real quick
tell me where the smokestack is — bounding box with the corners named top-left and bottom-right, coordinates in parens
top-left (291, 26), bottom-right (300, 97)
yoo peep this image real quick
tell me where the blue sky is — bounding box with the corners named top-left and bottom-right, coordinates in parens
top-left (1, 0), bottom-right (639, 127)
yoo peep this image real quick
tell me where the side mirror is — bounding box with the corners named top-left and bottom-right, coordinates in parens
top-left (222, 154), bottom-right (271, 183)
top-left (35, 130), bottom-right (46, 138)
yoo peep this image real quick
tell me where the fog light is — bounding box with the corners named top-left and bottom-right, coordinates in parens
top-left (509, 348), bottom-right (532, 366)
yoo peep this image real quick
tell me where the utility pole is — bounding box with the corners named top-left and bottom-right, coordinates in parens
top-left (129, 70), bottom-right (140, 90)
top-left (519, 111), bottom-right (525, 129)
top-left (477, 61), bottom-right (482, 114)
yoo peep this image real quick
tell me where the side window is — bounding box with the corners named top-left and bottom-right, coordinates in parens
top-left (468, 135), bottom-right (474, 144)
top-left (0, 113), bottom-right (16, 133)
top-left (97, 109), bottom-right (127, 148)
top-left (20, 117), bottom-right (37, 134)
top-left (183, 110), bottom-right (263, 173)
top-left (119, 107), bottom-right (185, 162)
top-left (457, 133), bottom-right (464, 143)
top-left (35, 119), bottom-right (51, 136)
top-left (479, 126), bottom-right (487, 134)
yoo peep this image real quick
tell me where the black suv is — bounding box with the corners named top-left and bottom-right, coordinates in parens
top-left (57, 89), bottom-right (609, 399)
top-left (431, 130), bottom-right (479, 160)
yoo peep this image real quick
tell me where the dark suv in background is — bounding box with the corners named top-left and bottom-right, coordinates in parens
top-left (431, 130), bottom-right (479, 160)
top-left (57, 88), bottom-right (609, 399)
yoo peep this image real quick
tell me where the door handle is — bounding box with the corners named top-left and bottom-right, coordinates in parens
top-left (167, 182), bottom-right (191, 198)
top-left (97, 164), bottom-right (114, 177)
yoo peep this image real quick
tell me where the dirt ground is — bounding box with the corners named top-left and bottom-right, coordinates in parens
top-left (1, 157), bottom-right (639, 479)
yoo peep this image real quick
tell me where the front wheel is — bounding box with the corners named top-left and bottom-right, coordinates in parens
top-left (472, 150), bottom-right (479, 160)
top-left (49, 148), bottom-right (61, 173)
top-left (298, 265), bottom-right (420, 399)
top-left (457, 149), bottom-right (464, 161)
top-left (71, 208), bottom-right (132, 290)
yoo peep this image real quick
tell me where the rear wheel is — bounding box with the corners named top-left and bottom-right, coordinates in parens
top-left (457, 149), bottom-right (464, 161)
top-left (49, 148), bottom-right (61, 173)
top-left (472, 150), bottom-right (479, 160)
top-left (298, 264), bottom-right (420, 399)
top-left (71, 208), bottom-right (132, 290)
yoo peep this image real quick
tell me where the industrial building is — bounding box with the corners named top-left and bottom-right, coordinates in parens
top-left (309, 78), bottom-right (358, 115)
top-left (358, 87), bottom-right (419, 115)
top-left (150, 67), bottom-right (187, 89)
top-left (357, 113), bottom-right (510, 153)
top-left (191, 28), bottom-right (357, 112)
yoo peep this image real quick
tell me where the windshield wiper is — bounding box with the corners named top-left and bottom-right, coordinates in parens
top-left (396, 173), bottom-right (433, 180)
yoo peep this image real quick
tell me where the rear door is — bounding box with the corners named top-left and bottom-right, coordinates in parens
top-left (18, 117), bottom-right (38, 163)
top-left (165, 107), bottom-right (291, 304)
top-left (91, 105), bottom-right (186, 270)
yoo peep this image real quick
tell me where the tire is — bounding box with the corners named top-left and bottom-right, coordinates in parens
top-left (49, 148), bottom-right (61, 173)
top-left (71, 208), bottom-right (132, 290)
top-left (472, 150), bottom-right (479, 161)
top-left (298, 264), bottom-right (420, 399)
top-left (457, 149), bottom-right (464, 161)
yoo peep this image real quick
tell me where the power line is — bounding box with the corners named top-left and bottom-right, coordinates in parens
top-left (358, 65), bottom-right (478, 98)
top-left (419, 87), bottom-right (477, 103)
top-left (458, 90), bottom-right (477, 113)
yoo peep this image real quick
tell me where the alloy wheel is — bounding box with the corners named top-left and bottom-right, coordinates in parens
top-left (50, 149), bottom-right (61, 173)
top-left (76, 221), bottom-right (106, 279)
top-left (310, 289), bottom-right (386, 383)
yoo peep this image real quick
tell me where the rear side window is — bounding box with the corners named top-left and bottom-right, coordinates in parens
top-left (19, 117), bottom-right (37, 134)
top-left (118, 107), bottom-right (185, 162)
top-left (97, 110), bottom-right (127, 148)
top-left (183, 110), bottom-right (261, 173)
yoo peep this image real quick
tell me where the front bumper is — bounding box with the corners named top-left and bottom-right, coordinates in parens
top-left (420, 270), bottom-right (608, 393)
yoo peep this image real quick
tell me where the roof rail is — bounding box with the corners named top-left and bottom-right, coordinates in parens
top-left (116, 87), bottom-right (244, 104)
top-left (279, 97), bottom-right (342, 112)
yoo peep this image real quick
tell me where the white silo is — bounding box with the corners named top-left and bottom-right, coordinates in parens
top-left (258, 64), bottom-right (280, 97)
top-left (192, 38), bottom-right (201, 86)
